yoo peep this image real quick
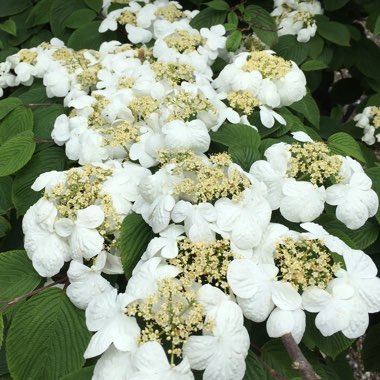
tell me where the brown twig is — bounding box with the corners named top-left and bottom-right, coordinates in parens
top-left (281, 333), bottom-right (320, 380)
top-left (0, 277), bottom-right (68, 313)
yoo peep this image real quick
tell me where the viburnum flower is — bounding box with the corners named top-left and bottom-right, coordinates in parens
top-left (171, 201), bottom-right (218, 241)
top-left (354, 106), bottom-right (380, 145)
top-left (131, 341), bottom-right (194, 380)
top-left (22, 198), bottom-right (70, 277)
top-left (66, 253), bottom-right (114, 309)
top-left (183, 300), bottom-right (250, 380)
top-left (214, 186), bottom-right (272, 250)
top-left (126, 257), bottom-right (181, 300)
top-left (142, 224), bottom-right (185, 260)
top-left (54, 205), bottom-right (105, 260)
top-left (93, 345), bottom-right (136, 380)
top-left (326, 158), bottom-right (378, 229)
top-left (84, 289), bottom-right (140, 358)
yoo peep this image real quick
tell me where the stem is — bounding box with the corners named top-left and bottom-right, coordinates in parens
top-left (27, 103), bottom-right (55, 107)
top-left (0, 277), bottom-right (68, 313)
top-left (281, 333), bottom-right (320, 380)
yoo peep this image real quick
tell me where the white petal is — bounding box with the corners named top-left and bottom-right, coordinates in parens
top-left (77, 205), bottom-right (105, 228)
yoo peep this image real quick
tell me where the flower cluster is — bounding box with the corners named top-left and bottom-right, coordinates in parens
top-left (251, 134), bottom-right (378, 229)
top-left (354, 105), bottom-right (380, 145)
top-left (271, 0), bottom-right (324, 43)
top-left (1, 0), bottom-right (378, 379)
top-left (214, 50), bottom-right (307, 127)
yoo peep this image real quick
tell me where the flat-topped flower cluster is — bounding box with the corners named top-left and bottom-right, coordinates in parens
top-left (354, 106), bottom-right (380, 145)
top-left (1, 0), bottom-right (379, 379)
top-left (271, 0), bottom-right (323, 43)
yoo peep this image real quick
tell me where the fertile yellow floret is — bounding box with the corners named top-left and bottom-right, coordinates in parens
top-left (288, 142), bottom-right (342, 185)
top-left (117, 10), bottom-right (136, 25)
top-left (371, 106), bottom-right (380, 129)
top-left (159, 150), bottom-right (251, 202)
top-left (128, 96), bottom-right (159, 120)
top-left (170, 239), bottom-right (234, 290)
top-left (227, 90), bottom-right (261, 115)
top-left (164, 91), bottom-right (215, 121)
top-left (127, 277), bottom-right (206, 359)
top-left (151, 61), bottom-right (195, 85)
top-left (243, 51), bottom-right (292, 79)
top-left (155, 4), bottom-right (183, 22)
top-left (164, 30), bottom-right (204, 53)
top-left (275, 237), bottom-right (341, 291)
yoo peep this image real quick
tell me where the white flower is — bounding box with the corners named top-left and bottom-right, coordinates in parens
top-left (266, 307), bottom-right (306, 343)
top-left (171, 201), bottom-right (217, 241)
top-left (215, 187), bottom-right (272, 250)
top-left (54, 205), bottom-right (105, 260)
top-left (66, 255), bottom-right (113, 309)
top-left (279, 179), bottom-right (326, 222)
top-left (259, 106), bottom-right (286, 128)
top-left (125, 25), bottom-right (153, 44)
top-left (93, 345), bottom-right (136, 380)
top-left (102, 163), bottom-right (151, 216)
top-left (23, 199), bottom-right (70, 277)
top-left (126, 257), bottom-right (180, 300)
top-left (300, 222), bottom-right (351, 255)
top-left (162, 119), bottom-right (210, 154)
top-left (84, 289), bottom-right (140, 358)
top-left (302, 283), bottom-right (369, 338)
top-left (142, 224), bottom-right (185, 260)
top-left (334, 249), bottom-right (380, 313)
top-left (227, 259), bottom-right (302, 323)
top-left (131, 341), bottom-right (194, 380)
top-left (183, 301), bottom-right (249, 380)
top-left (326, 170), bottom-right (378, 229)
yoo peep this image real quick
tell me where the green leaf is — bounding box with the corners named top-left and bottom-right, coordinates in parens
top-left (84, 0), bottom-right (102, 12)
top-left (119, 214), bottom-right (155, 278)
top-left (316, 214), bottom-right (379, 250)
top-left (327, 132), bottom-right (365, 162)
top-left (0, 216), bottom-right (11, 238)
top-left (227, 12), bottom-right (239, 26)
top-left (206, 0), bottom-right (229, 11)
top-left (353, 39), bottom-right (380, 80)
top-left (0, 177), bottom-right (12, 215)
top-left (50, 0), bottom-right (87, 41)
top-left (0, 250), bottom-right (40, 300)
top-left (0, 107), bottom-right (33, 145)
top-left (302, 313), bottom-right (354, 359)
top-left (67, 21), bottom-right (117, 50)
top-left (316, 19), bottom-right (350, 46)
top-left (12, 147), bottom-right (67, 216)
top-left (273, 35), bottom-right (308, 64)
top-left (244, 5), bottom-right (278, 47)
top-left (224, 23), bottom-right (237, 32)
top-left (261, 339), bottom-right (299, 378)
top-left (0, 98), bottom-right (22, 120)
top-left (374, 15), bottom-right (380, 36)
top-left (25, 0), bottom-right (54, 26)
top-left (307, 35), bottom-right (324, 59)
top-left (190, 7), bottom-right (226, 30)
top-left (33, 105), bottom-right (65, 140)
top-left (0, 314), bottom-right (3, 349)
top-left (229, 145), bottom-right (260, 172)
top-left (64, 9), bottom-right (97, 29)
top-left (7, 288), bottom-right (91, 380)
top-left (0, 131), bottom-right (35, 177)
top-left (0, 0), bottom-right (32, 17)
top-left (210, 123), bottom-right (261, 148)
top-left (226, 30), bottom-right (242, 52)
top-left (0, 20), bottom-right (17, 36)
top-left (362, 323), bottom-right (380, 372)
top-left (289, 92), bottom-right (320, 127)
top-left (300, 60), bottom-right (327, 71)
top-left (366, 167), bottom-right (380, 224)
top-left (60, 366), bottom-right (95, 380)
top-left (243, 350), bottom-right (269, 380)
top-left (323, 0), bottom-right (350, 11)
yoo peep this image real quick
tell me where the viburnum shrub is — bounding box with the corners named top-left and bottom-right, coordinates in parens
top-left (0, 0), bottom-right (380, 379)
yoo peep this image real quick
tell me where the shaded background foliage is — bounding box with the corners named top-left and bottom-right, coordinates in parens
top-left (0, 0), bottom-right (379, 379)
